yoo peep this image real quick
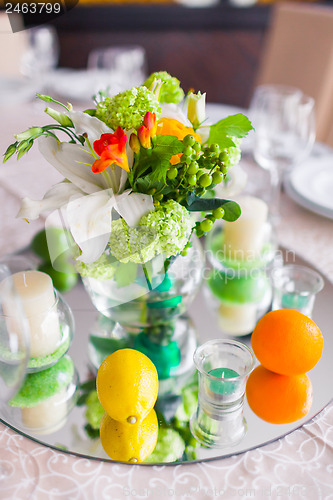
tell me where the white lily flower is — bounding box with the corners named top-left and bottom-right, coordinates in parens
top-left (160, 103), bottom-right (192, 127)
top-left (69, 109), bottom-right (110, 144)
top-left (18, 133), bottom-right (154, 264)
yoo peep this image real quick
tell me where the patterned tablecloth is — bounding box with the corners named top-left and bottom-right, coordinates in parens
top-left (0, 103), bottom-right (332, 500)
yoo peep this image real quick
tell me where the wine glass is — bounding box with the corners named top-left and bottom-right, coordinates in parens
top-left (249, 85), bottom-right (316, 222)
top-left (0, 258), bottom-right (39, 499)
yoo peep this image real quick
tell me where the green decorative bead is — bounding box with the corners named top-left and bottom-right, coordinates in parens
top-left (219, 151), bottom-right (229, 162)
top-left (183, 134), bottom-right (195, 147)
top-left (187, 174), bottom-right (197, 186)
top-left (199, 173), bottom-right (213, 188)
top-left (193, 142), bottom-right (201, 153)
top-left (212, 171), bottom-right (224, 184)
top-left (182, 145), bottom-right (193, 157)
top-left (200, 219), bottom-right (214, 232)
top-left (167, 167), bottom-right (178, 180)
top-left (212, 206), bottom-right (225, 219)
top-left (209, 143), bottom-right (220, 154)
top-left (187, 161), bottom-right (199, 174)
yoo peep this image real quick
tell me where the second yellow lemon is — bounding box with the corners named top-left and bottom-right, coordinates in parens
top-left (100, 408), bottom-right (158, 463)
top-left (96, 348), bottom-right (158, 425)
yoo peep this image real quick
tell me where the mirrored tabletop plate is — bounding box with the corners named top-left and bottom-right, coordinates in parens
top-left (1, 249), bottom-right (332, 465)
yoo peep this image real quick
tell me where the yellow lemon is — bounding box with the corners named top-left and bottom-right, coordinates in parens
top-left (96, 348), bottom-right (158, 425)
top-left (100, 409), bottom-right (158, 463)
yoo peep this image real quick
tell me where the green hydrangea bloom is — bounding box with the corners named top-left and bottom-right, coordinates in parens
top-left (145, 427), bottom-right (185, 463)
top-left (96, 86), bottom-right (161, 131)
top-left (76, 251), bottom-right (117, 280)
top-left (144, 71), bottom-right (185, 104)
top-left (109, 219), bottom-right (158, 264)
top-left (140, 200), bottom-right (195, 259)
top-left (109, 201), bottom-right (194, 264)
top-left (85, 391), bottom-right (104, 430)
top-left (225, 137), bottom-right (241, 168)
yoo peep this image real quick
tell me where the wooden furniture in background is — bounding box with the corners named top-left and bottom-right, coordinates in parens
top-left (255, 2), bottom-right (333, 146)
top-left (47, 4), bottom-right (271, 107)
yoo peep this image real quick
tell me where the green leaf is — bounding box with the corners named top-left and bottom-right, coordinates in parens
top-left (3, 142), bottom-right (18, 163)
top-left (79, 379), bottom-right (96, 392)
top-left (208, 114), bottom-right (253, 147)
top-left (36, 93), bottom-right (69, 110)
top-left (44, 107), bottom-right (73, 127)
top-left (186, 193), bottom-right (241, 222)
top-left (133, 176), bottom-right (165, 195)
top-left (84, 109), bottom-right (97, 117)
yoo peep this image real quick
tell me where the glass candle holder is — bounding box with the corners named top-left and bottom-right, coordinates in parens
top-left (1, 287), bottom-right (74, 374)
top-left (5, 355), bottom-right (78, 435)
top-left (190, 339), bottom-right (255, 448)
top-left (271, 265), bottom-right (324, 317)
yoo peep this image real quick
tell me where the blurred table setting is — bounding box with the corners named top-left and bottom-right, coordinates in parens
top-left (0, 85), bottom-right (332, 497)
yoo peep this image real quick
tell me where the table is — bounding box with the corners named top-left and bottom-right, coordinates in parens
top-left (0, 102), bottom-right (332, 500)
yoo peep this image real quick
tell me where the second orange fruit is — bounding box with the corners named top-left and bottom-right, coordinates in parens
top-left (251, 309), bottom-right (323, 375)
top-left (246, 365), bottom-right (313, 424)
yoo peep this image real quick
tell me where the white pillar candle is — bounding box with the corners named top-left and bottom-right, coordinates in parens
top-left (218, 302), bottom-right (257, 336)
top-left (21, 389), bottom-right (68, 434)
top-left (223, 196), bottom-right (268, 261)
top-left (3, 271), bottom-right (61, 358)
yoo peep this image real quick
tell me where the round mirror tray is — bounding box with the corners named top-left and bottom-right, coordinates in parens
top-left (1, 249), bottom-right (332, 465)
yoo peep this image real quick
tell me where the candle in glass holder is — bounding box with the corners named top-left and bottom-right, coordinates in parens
top-left (223, 195), bottom-right (268, 260)
top-left (4, 271), bottom-right (61, 358)
top-left (208, 367), bottom-right (239, 395)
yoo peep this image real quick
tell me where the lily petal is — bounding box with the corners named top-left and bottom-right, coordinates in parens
top-left (17, 182), bottom-right (84, 220)
top-left (114, 190), bottom-right (154, 227)
top-left (39, 136), bottom-right (108, 194)
top-left (67, 189), bottom-right (115, 263)
top-left (160, 103), bottom-right (192, 127)
top-left (69, 110), bottom-right (111, 143)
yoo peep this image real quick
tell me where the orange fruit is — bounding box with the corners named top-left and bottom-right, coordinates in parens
top-left (251, 309), bottom-right (323, 375)
top-left (100, 408), bottom-right (158, 463)
top-left (246, 365), bottom-right (313, 424)
top-left (96, 348), bottom-right (158, 425)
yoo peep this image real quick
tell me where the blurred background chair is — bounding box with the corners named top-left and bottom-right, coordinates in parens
top-left (254, 2), bottom-right (333, 147)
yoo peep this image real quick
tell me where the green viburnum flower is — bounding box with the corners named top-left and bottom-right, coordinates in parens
top-left (96, 86), bottom-right (161, 131)
top-left (140, 200), bottom-right (195, 259)
top-left (109, 219), bottom-right (158, 264)
top-left (144, 71), bottom-right (185, 104)
top-left (75, 251), bottom-right (117, 280)
top-left (109, 201), bottom-right (195, 264)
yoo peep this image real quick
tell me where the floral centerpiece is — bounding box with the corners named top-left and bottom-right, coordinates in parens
top-left (4, 71), bottom-right (252, 383)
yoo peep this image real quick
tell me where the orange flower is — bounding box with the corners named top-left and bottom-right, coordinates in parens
top-left (129, 133), bottom-right (141, 154)
top-left (92, 128), bottom-right (129, 173)
top-left (143, 112), bottom-right (157, 138)
top-left (156, 118), bottom-right (201, 165)
top-left (137, 125), bottom-right (151, 149)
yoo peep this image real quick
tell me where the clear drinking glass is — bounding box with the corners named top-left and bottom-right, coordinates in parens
top-left (0, 262), bottom-right (39, 498)
top-left (271, 264), bottom-right (324, 317)
top-left (190, 339), bottom-right (255, 447)
top-left (249, 85), bottom-right (316, 222)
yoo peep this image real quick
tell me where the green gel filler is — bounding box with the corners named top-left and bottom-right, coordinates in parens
top-left (10, 356), bottom-right (74, 408)
top-left (208, 367), bottom-right (239, 395)
top-left (208, 270), bottom-right (268, 305)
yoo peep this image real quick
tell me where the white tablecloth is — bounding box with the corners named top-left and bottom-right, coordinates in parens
top-left (0, 103), bottom-right (332, 500)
